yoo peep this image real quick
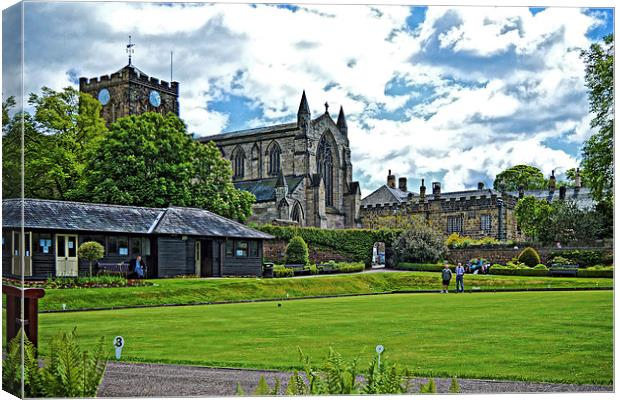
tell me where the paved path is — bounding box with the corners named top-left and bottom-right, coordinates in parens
top-left (98, 361), bottom-right (612, 397)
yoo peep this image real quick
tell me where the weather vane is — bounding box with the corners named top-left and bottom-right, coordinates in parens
top-left (126, 35), bottom-right (135, 65)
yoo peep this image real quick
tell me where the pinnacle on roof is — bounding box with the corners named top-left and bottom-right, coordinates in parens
top-left (275, 169), bottom-right (287, 187)
top-left (336, 106), bottom-right (347, 130)
top-left (297, 90), bottom-right (310, 116)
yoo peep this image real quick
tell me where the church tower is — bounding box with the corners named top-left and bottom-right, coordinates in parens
top-left (78, 36), bottom-right (179, 126)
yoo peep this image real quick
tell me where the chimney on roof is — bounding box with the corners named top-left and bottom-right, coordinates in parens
top-left (387, 169), bottom-right (396, 188)
top-left (518, 185), bottom-right (525, 199)
top-left (477, 182), bottom-right (484, 190)
top-left (432, 182), bottom-right (441, 199)
top-left (559, 185), bottom-right (567, 200)
top-left (398, 177), bottom-right (408, 192)
top-left (548, 170), bottom-right (556, 192)
top-left (574, 167), bottom-right (581, 188)
top-left (419, 179), bottom-right (426, 200)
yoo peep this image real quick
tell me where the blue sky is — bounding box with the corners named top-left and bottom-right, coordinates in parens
top-left (2, 2), bottom-right (614, 196)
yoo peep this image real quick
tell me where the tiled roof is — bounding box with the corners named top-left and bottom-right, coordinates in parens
top-left (361, 185), bottom-right (416, 206)
top-left (508, 187), bottom-right (595, 209)
top-left (2, 199), bottom-right (273, 240)
top-left (197, 122), bottom-right (298, 142)
top-left (234, 175), bottom-right (305, 202)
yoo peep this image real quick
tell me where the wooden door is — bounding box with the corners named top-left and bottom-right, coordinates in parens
top-left (56, 234), bottom-right (78, 276)
top-left (11, 231), bottom-right (32, 276)
top-left (200, 240), bottom-right (213, 277)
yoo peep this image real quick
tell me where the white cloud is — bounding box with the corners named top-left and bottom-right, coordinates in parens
top-left (7, 3), bottom-right (608, 196)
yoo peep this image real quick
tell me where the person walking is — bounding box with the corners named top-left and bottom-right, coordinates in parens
top-left (441, 264), bottom-right (452, 293)
top-left (455, 262), bottom-right (465, 293)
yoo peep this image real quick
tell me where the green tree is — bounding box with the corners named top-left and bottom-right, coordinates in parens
top-left (78, 241), bottom-right (105, 277)
top-left (514, 196), bottom-right (553, 241)
top-left (2, 87), bottom-right (107, 200)
top-left (493, 165), bottom-right (547, 192)
top-left (78, 112), bottom-right (254, 221)
top-left (393, 222), bottom-right (446, 263)
top-left (580, 34), bottom-right (613, 208)
top-left (285, 236), bottom-right (310, 265)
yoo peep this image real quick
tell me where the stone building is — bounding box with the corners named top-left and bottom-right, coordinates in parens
top-left (198, 92), bottom-right (361, 228)
top-left (361, 171), bottom-right (520, 240)
top-left (79, 62), bottom-right (179, 126)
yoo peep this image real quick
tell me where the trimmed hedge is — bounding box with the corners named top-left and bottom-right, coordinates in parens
top-left (256, 225), bottom-right (402, 265)
top-left (518, 247), bottom-right (541, 268)
top-left (488, 265), bottom-right (549, 277)
top-left (285, 236), bottom-right (310, 265)
top-left (273, 262), bottom-right (365, 277)
top-left (577, 267), bottom-right (613, 278)
top-left (396, 263), bottom-right (447, 272)
top-left (273, 266), bottom-right (294, 278)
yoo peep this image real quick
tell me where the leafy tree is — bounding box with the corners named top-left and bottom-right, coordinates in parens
top-left (514, 196), bottom-right (553, 241)
top-left (393, 222), bottom-right (446, 264)
top-left (493, 164), bottom-right (547, 192)
top-left (78, 241), bottom-right (105, 277)
top-left (580, 34), bottom-right (614, 208)
top-left (78, 112), bottom-right (254, 221)
top-left (2, 87), bottom-right (106, 200)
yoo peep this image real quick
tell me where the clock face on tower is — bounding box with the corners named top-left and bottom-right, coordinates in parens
top-left (149, 90), bottom-right (161, 107)
top-left (98, 88), bottom-right (110, 105)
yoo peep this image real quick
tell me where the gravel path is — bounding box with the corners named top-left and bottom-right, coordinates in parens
top-left (97, 361), bottom-right (612, 397)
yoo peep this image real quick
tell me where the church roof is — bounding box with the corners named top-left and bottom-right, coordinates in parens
top-left (234, 175), bottom-right (305, 202)
top-left (197, 122), bottom-right (298, 143)
top-left (361, 184), bottom-right (416, 207)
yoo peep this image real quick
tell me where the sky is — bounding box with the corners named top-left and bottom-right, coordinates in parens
top-left (2, 1), bottom-right (614, 197)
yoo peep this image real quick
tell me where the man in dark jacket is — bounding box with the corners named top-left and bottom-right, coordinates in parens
top-left (441, 264), bottom-right (452, 294)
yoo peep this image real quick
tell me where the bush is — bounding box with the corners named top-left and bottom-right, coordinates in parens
top-left (445, 233), bottom-right (513, 249)
top-left (517, 247), bottom-right (541, 267)
top-left (533, 264), bottom-right (549, 270)
top-left (3, 329), bottom-right (43, 397)
top-left (285, 236), bottom-right (310, 265)
top-left (550, 256), bottom-right (574, 265)
top-left (393, 224), bottom-right (447, 264)
top-left (549, 249), bottom-right (611, 267)
top-left (77, 241), bottom-right (105, 277)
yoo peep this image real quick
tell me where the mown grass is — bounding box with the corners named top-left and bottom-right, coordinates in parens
top-left (32, 271), bottom-right (612, 311)
top-left (33, 291), bottom-right (612, 384)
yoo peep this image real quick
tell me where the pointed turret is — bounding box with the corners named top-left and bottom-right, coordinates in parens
top-left (275, 169), bottom-right (287, 188)
top-left (297, 90), bottom-right (311, 127)
top-left (337, 106), bottom-right (348, 135)
top-left (275, 170), bottom-right (288, 201)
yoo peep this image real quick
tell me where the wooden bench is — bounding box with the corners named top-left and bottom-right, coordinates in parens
top-left (284, 264), bottom-right (311, 276)
top-left (96, 262), bottom-right (131, 277)
top-left (316, 263), bottom-right (338, 274)
top-left (549, 264), bottom-right (579, 277)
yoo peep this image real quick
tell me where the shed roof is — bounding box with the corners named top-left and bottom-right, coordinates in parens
top-left (2, 199), bottom-right (273, 240)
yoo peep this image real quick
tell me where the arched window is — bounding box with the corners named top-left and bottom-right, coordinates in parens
top-left (291, 202), bottom-right (303, 224)
top-left (268, 142), bottom-right (281, 176)
top-left (317, 135), bottom-right (334, 206)
top-left (231, 147), bottom-right (245, 179)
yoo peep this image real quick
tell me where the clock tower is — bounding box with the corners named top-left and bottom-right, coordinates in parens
top-left (78, 38), bottom-right (179, 126)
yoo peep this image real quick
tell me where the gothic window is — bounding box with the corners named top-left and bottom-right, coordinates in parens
top-left (480, 215), bottom-right (492, 231)
top-left (231, 147), bottom-right (245, 179)
top-left (317, 135), bottom-right (334, 206)
top-left (291, 203), bottom-right (303, 224)
top-left (447, 216), bottom-right (463, 233)
top-left (268, 143), bottom-right (281, 176)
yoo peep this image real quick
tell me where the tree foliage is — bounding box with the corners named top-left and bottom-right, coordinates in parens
top-left (285, 235), bottom-right (310, 265)
top-left (393, 222), bottom-right (446, 264)
top-left (77, 112), bottom-right (255, 221)
top-left (78, 241), bottom-right (105, 277)
top-left (493, 164), bottom-right (547, 192)
top-left (580, 33), bottom-right (614, 208)
top-left (515, 196), bottom-right (607, 243)
top-left (2, 87), bottom-right (106, 199)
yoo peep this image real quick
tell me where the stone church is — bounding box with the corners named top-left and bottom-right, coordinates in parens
top-left (199, 92), bottom-right (362, 228)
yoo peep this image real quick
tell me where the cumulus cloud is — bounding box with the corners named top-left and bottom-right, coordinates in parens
top-left (2, 3), bottom-right (610, 195)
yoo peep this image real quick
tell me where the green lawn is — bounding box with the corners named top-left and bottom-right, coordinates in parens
top-left (32, 271), bottom-right (613, 311)
top-left (35, 290), bottom-right (612, 385)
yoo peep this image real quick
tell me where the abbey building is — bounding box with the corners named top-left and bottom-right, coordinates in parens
top-left (199, 92), bottom-right (362, 228)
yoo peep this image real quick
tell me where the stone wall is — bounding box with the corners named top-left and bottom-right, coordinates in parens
top-left (446, 246), bottom-right (613, 265)
top-left (263, 240), bottom-right (354, 264)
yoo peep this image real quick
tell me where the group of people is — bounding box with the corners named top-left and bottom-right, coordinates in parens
top-left (440, 258), bottom-right (490, 293)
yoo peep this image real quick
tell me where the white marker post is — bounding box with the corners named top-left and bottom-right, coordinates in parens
top-left (113, 336), bottom-right (124, 360)
top-left (376, 344), bottom-right (384, 369)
